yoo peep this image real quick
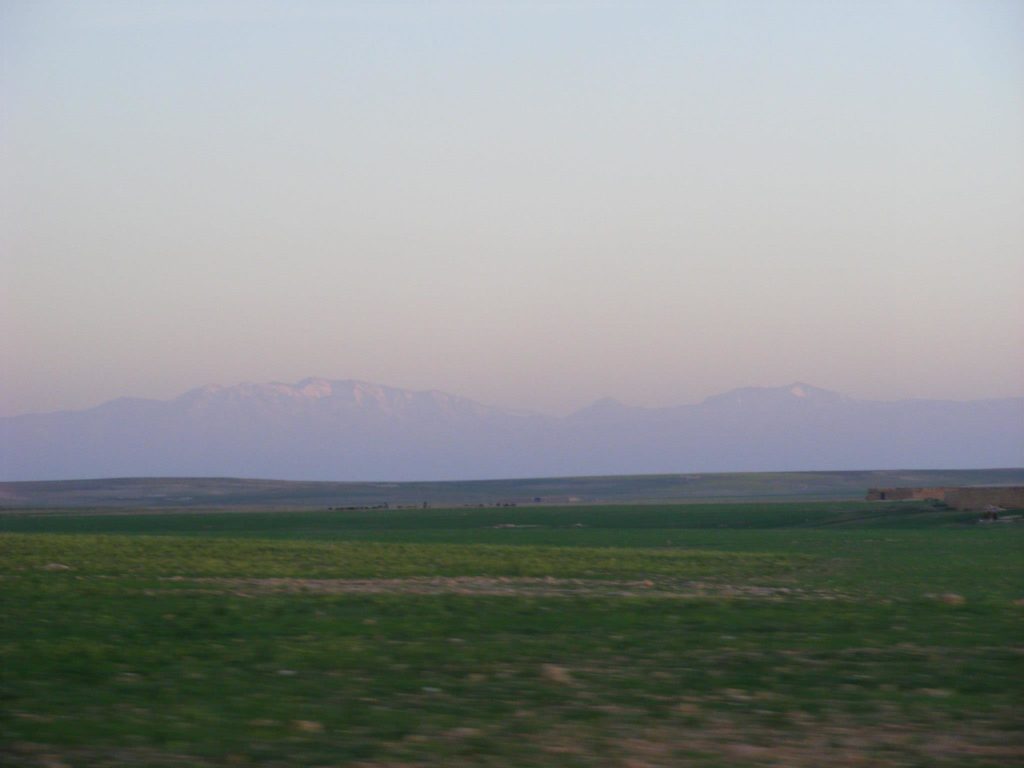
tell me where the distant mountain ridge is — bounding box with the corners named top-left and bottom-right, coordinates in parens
top-left (1, 379), bottom-right (1021, 481)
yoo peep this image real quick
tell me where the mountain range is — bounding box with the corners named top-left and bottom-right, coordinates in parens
top-left (1, 379), bottom-right (1021, 481)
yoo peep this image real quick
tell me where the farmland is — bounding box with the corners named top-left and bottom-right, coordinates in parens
top-left (1, 501), bottom-right (1022, 766)
top-left (4, 468), bottom-right (1024, 509)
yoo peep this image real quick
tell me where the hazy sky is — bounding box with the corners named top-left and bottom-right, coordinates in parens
top-left (2, 0), bottom-right (1023, 417)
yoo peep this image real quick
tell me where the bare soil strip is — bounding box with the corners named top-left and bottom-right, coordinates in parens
top-left (156, 576), bottom-right (850, 600)
top-left (10, 714), bottom-right (1022, 768)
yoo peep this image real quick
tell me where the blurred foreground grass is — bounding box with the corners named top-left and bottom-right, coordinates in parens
top-left (1, 504), bottom-right (1022, 766)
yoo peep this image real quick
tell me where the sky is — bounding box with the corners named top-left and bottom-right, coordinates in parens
top-left (2, 0), bottom-right (1023, 417)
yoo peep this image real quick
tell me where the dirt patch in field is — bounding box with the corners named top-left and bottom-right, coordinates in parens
top-left (10, 712), bottom-right (1022, 768)
top-left (366, 714), bottom-right (1024, 768)
top-left (156, 576), bottom-right (850, 600)
top-left (610, 715), bottom-right (1024, 767)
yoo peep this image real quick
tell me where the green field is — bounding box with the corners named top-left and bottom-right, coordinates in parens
top-left (2, 502), bottom-right (1022, 766)
top-left (4, 468), bottom-right (1023, 508)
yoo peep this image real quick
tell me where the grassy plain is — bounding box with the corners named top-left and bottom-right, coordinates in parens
top-left (1, 501), bottom-right (1022, 766)
top-left (4, 468), bottom-right (1023, 508)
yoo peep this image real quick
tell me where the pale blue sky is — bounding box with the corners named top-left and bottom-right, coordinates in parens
top-left (2, 0), bottom-right (1022, 416)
